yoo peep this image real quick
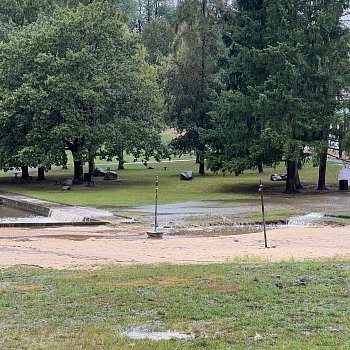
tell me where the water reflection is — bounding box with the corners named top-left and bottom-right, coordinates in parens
top-left (122, 326), bottom-right (194, 341)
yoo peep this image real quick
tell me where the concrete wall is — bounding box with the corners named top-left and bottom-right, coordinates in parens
top-left (0, 196), bottom-right (50, 217)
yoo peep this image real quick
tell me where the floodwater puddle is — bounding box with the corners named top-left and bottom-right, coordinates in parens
top-left (287, 213), bottom-right (324, 227)
top-left (122, 326), bottom-right (195, 341)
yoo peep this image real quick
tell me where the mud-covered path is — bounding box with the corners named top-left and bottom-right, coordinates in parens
top-left (0, 224), bottom-right (349, 269)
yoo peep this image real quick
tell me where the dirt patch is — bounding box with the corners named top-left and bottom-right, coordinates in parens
top-left (0, 223), bottom-right (349, 269)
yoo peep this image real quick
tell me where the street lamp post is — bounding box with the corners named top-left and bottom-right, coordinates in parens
top-left (259, 180), bottom-right (268, 248)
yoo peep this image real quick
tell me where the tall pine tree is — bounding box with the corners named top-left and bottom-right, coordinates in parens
top-left (163, 0), bottom-right (226, 175)
top-left (207, 0), bottom-right (350, 192)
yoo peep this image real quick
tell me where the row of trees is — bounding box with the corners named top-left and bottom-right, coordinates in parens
top-left (0, 0), bottom-right (350, 192)
top-left (0, 1), bottom-right (166, 183)
top-left (162, 0), bottom-right (350, 193)
top-left (204, 0), bottom-right (350, 193)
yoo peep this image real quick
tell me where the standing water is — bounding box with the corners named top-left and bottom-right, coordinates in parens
top-left (287, 213), bottom-right (324, 227)
top-left (122, 327), bottom-right (194, 341)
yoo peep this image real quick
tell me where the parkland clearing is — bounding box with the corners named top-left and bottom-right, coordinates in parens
top-left (1, 0), bottom-right (350, 349)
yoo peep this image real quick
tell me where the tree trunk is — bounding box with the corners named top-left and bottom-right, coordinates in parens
top-left (147, 0), bottom-right (151, 22)
top-left (318, 129), bottom-right (329, 190)
top-left (21, 166), bottom-right (29, 180)
top-left (284, 160), bottom-right (299, 194)
top-left (199, 159), bottom-right (205, 176)
top-left (155, 0), bottom-right (159, 16)
top-left (118, 159), bottom-right (125, 170)
top-left (258, 162), bottom-right (263, 174)
top-left (317, 148), bottom-right (328, 190)
top-left (295, 166), bottom-right (302, 190)
top-left (137, 0), bottom-right (142, 32)
top-left (73, 159), bottom-right (83, 184)
top-left (117, 150), bottom-right (125, 170)
top-left (88, 158), bottom-right (95, 174)
top-left (65, 138), bottom-right (84, 184)
top-left (37, 167), bottom-right (45, 181)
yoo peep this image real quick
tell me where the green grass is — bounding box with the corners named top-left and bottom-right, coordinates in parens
top-left (326, 212), bottom-right (350, 219)
top-left (247, 209), bottom-right (305, 224)
top-left (1, 160), bottom-right (258, 207)
top-left (322, 213), bottom-right (350, 226)
top-left (0, 260), bottom-right (349, 349)
top-left (0, 160), bottom-right (342, 208)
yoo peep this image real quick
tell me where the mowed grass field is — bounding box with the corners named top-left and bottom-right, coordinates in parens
top-left (0, 159), bottom-right (348, 349)
top-left (0, 261), bottom-right (349, 349)
top-left (0, 159), bottom-right (343, 208)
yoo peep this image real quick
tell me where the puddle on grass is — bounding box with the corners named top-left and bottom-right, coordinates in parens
top-left (129, 201), bottom-right (262, 227)
top-left (166, 212), bottom-right (326, 237)
top-left (0, 281), bottom-right (11, 287)
top-left (130, 193), bottom-right (350, 228)
top-left (287, 213), bottom-right (324, 227)
top-left (122, 327), bottom-right (195, 341)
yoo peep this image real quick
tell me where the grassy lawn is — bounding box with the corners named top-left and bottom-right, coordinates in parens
top-left (0, 156), bottom-right (348, 349)
top-left (0, 160), bottom-right (342, 208)
top-left (0, 260), bottom-right (349, 349)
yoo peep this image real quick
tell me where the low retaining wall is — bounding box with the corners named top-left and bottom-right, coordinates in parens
top-left (0, 221), bottom-right (107, 228)
top-left (0, 196), bottom-right (50, 216)
top-left (0, 195), bottom-right (107, 227)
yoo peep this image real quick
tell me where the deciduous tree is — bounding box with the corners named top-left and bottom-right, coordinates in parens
top-left (0, 2), bottom-right (164, 183)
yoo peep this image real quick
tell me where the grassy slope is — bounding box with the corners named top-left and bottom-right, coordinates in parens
top-left (0, 261), bottom-right (349, 349)
top-left (0, 160), bottom-right (342, 208)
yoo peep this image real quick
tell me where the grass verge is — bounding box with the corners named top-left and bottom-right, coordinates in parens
top-left (0, 260), bottom-right (349, 349)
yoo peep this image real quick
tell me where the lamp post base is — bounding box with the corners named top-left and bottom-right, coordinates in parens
top-left (146, 231), bottom-right (163, 238)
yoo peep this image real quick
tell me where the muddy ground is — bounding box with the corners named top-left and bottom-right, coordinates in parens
top-left (0, 189), bottom-right (349, 269)
top-left (0, 223), bottom-right (349, 269)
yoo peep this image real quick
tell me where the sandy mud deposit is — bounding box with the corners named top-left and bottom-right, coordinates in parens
top-left (0, 224), bottom-right (349, 269)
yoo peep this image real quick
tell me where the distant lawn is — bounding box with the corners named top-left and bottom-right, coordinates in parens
top-left (0, 260), bottom-right (349, 349)
top-left (0, 160), bottom-right (342, 207)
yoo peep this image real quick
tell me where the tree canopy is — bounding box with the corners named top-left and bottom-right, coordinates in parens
top-left (205, 0), bottom-right (350, 192)
top-left (0, 0), bottom-right (349, 192)
top-left (0, 1), bottom-right (164, 182)
top-left (162, 0), bottom-right (227, 175)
